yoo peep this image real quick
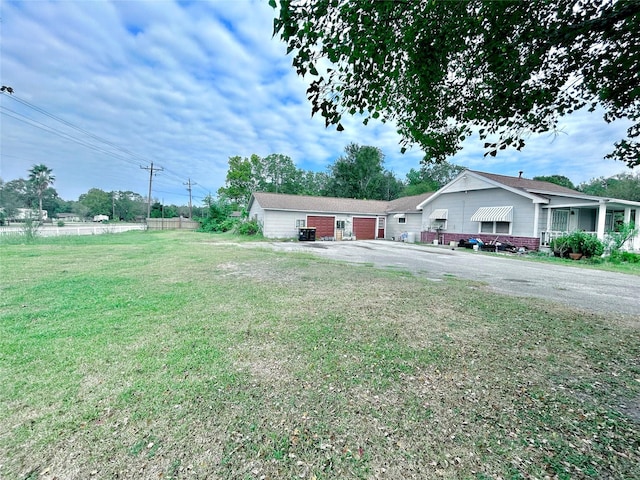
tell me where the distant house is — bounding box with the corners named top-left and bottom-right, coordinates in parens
top-left (417, 170), bottom-right (640, 250)
top-left (12, 208), bottom-right (48, 221)
top-left (247, 192), bottom-right (433, 240)
top-left (57, 213), bottom-right (82, 222)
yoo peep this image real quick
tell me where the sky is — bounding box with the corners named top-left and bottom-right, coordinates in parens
top-left (1, 0), bottom-right (636, 206)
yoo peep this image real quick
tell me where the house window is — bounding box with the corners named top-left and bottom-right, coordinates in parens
top-left (480, 222), bottom-right (493, 233)
top-left (432, 219), bottom-right (447, 230)
top-left (398, 217), bottom-right (406, 224)
top-left (336, 220), bottom-right (346, 229)
top-left (296, 219), bottom-right (305, 228)
top-left (496, 222), bottom-right (510, 233)
top-left (480, 221), bottom-right (511, 234)
top-left (551, 210), bottom-right (569, 231)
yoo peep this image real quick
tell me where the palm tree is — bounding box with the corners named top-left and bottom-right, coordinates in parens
top-left (28, 164), bottom-right (55, 222)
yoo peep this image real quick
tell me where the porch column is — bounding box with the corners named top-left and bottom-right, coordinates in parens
top-left (596, 201), bottom-right (608, 240)
top-left (624, 207), bottom-right (631, 224)
top-left (546, 207), bottom-right (552, 232)
top-left (533, 203), bottom-right (540, 238)
top-left (635, 209), bottom-right (640, 250)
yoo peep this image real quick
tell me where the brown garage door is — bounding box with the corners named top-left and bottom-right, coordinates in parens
top-left (307, 216), bottom-right (335, 238)
top-left (353, 217), bottom-right (376, 240)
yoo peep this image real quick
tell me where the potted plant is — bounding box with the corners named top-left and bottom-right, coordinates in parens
top-left (565, 231), bottom-right (604, 259)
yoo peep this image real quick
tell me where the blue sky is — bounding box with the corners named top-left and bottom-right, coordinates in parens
top-left (1, 0), bottom-right (635, 206)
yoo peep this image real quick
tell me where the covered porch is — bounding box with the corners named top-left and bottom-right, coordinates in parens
top-left (540, 200), bottom-right (640, 251)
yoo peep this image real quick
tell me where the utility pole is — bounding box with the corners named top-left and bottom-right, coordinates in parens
top-left (184, 178), bottom-right (197, 219)
top-left (141, 162), bottom-right (163, 220)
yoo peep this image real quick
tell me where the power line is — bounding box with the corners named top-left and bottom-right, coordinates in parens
top-left (2, 92), bottom-right (154, 166)
top-left (0, 107), bottom-right (141, 167)
top-left (1, 90), bottom-right (217, 200)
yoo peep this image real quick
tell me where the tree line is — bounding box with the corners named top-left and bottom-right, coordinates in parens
top-left (0, 164), bottom-right (204, 224)
top-left (3, 150), bottom-right (639, 227)
top-left (216, 143), bottom-right (470, 207)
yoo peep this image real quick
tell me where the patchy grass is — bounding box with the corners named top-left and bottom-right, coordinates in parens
top-left (1, 231), bottom-right (639, 479)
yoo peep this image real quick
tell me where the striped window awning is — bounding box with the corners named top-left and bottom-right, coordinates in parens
top-left (470, 206), bottom-right (513, 222)
top-left (429, 209), bottom-right (448, 220)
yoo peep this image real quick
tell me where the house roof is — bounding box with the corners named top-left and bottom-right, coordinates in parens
top-left (471, 171), bottom-right (591, 197)
top-left (469, 171), bottom-right (640, 207)
top-left (249, 191), bottom-right (434, 215)
top-left (386, 192), bottom-right (434, 213)
top-left (417, 169), bottom-right (608, 209)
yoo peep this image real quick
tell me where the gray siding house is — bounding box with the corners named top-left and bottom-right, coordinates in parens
top-left (417, 170), bottom-right (640, 250)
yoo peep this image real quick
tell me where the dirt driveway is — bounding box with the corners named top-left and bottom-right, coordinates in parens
top-left (265, 240), bottom-right (639, 318)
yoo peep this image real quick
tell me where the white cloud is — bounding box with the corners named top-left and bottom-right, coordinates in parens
top-left (0, 0), bottom-right (635, 205)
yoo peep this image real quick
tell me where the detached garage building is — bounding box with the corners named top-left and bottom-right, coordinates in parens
top-left (247, 192), bottom-right (433, 240)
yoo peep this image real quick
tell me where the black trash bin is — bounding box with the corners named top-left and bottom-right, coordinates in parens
top-left (298, 227), bottom-right (316, 241)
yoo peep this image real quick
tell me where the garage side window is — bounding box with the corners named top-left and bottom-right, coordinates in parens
top-left (296, 219), bottom-right (305, 228)
top-left (398, 217), bottom-right (406, 224)
top-left (336, 220), bottom-right (346, 229)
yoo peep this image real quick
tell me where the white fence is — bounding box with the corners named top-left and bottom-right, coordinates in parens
top-left (0, 223), bottom-right (147, 237)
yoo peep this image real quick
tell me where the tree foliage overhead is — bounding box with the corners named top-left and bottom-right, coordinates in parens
top-left (271, 0), bottom-right (640, 166)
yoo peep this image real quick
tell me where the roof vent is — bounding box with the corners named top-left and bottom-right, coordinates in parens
top-left (518, 171), bottom-right (523, 179)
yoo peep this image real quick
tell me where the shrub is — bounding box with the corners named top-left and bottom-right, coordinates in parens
top-left (20, 218), bottom-right (41, 242)
top-left (619, 251), bottom-right (640, 263)
top-left (57, 220), bottom-right (65, 227)
top-left (568, 231), bottom-right (604, 258)
top-left (605, 222), bottom-right (637, 257)
top-left (235, 219), bottom-right (262, 236)
top-left (550, 236), bottom-right (571, 258)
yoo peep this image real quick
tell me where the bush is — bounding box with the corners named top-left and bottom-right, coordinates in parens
top-left (235, 219), bottom-right (262, 236)
top-left (57, 220), bottom-right (65, 227)
top-left (571, 231), bottom-right (604, 258)
top-left (605, 222), bottom-right (637, 257)
top-left (552, 231), bottom-right (604, 258)
top-left (550, 236), bottom-right (571, 258)
top-left (610, 251), bottom-right (640, 264)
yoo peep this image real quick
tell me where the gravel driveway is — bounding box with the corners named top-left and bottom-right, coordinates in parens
top-left (265, 240), bottom-right (639, 318)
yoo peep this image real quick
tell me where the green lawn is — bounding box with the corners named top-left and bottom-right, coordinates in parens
top-left (1, 231), bottom-right (639, 479)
